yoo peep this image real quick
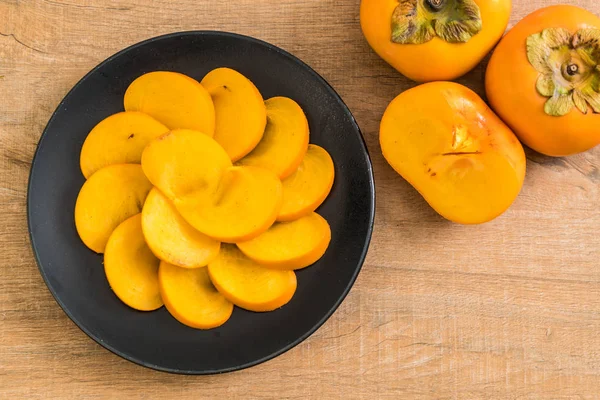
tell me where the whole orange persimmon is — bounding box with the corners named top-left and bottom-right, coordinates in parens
top-left (380, 82), bottom-right (525, 224)
top-left (360, 0), bottom-right (511, 82)
top-left (486, 5), bottom-right (600, 157)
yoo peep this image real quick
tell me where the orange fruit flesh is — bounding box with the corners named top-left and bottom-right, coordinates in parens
top-left (277, 144), bottom-right (334, 222)
top-left (80, 111), bottom-right (168, 178)
top-left (124, 71), bottom-right (215, 135)
top-left (237, 212), bottom-right (331, 270)
top-left (380, 82), bottom-right (525, 224)
top-left (207, 245), bottom-right (297, 312)
top-left (141, 129), bottom-right (232, 200)
top-left (237, 96), bottom-right (309, 179)
top-left (175, 166), bottom-right (283, 243)
top-left (159, 262), bottom-right (233, 329)
top-left (141, 188), bottom-right (220, 269)
top-left (74, 164), bottom-right (152, 253)
top-left (201, 67), bottom-right (266, 161)
top-left (104, 214), bottom-right (163, 311)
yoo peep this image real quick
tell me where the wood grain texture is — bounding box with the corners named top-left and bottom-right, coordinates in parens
top-left (1, 0), bottom-right (599, 398)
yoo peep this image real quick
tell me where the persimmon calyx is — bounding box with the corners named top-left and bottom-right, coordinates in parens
top-left (391, 0), bottom-right (482, 44)
top-left (527, 28), bottom-right (600, 116)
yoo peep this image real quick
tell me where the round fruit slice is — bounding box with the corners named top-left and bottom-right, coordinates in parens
top-left (104, 214), bottom-right (163, 311)
top-left (141, 129), bottom-right (232, 200)
top-left (277, 144), bottom-right (334, 222)
top-left (237, 212), bottom-right (331, 270)
top-left (80, 111), bottom-right (169, 178)
top-left (124, 71), bottom-right (215, 135)
top-left (201, 67), bottom-right (266, 161)
top-left (175, 166), bottom-right (282, 243)
top-left (75, 164), bottom-right (152, 253)
top-left (236, 97), bottom-right (309, 179)
top-left (159, 261), bottom-right (233, 329)
top-left (142, 188), bottom-right (220, 269)
top-left (207, 245), bottom-right (297, 312)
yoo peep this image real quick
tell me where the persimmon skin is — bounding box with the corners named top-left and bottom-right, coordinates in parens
top-left (486, 5), bottom-right (600, 156)
top-left (360, 0), bottom-right (511, 82)
top-left (380, 82), bottom-right (526, 224)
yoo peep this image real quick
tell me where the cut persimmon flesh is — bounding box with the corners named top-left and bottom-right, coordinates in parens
top-left (237, 96), bottom-right (309, 179)
top-left (277, 144), bottom-right (334, 222)
top-left (124, 71), bottom-right (215, 135)
top-left (175, 166), bottom-right (282, 243)
top-left (207, 245), bottom-right (297, 312)
top-left (142, 188), bottom-right (220, 269)
top-left (159, 261), bottom-right (233, 329)
top-left (80, 111), bottom-right (168, 178)
top-left (237, 212), bottom-right (331, 270)
top-left (75, 164), bottom-right (152, 253)
top-left (201, 68), bottom-right (266, 161)
top-left (104, 214), bottom-right (163, 311)
top-left (141, 129), bottom-right (232, 200)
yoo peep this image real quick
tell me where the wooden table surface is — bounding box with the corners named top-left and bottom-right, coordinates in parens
top-left (1, 0), bottom-right (599, 398)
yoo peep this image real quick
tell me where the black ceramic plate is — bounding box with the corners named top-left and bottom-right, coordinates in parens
top-left (28, 31), bottom-right (375, 374)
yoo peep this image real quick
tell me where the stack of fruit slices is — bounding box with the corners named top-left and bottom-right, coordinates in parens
top-left (74, 68), bottom-right (335, 329)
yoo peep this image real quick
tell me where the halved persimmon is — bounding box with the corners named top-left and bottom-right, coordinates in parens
top-left (207, 245), bottom-right (297, 312)
top-left (159, 261), bottom-right (233, 329)
top-left (277, 144), bottom-right (334, 222)
top-left (236, 97), bottom-right (309, 179)
top-left (141, 129), bottom-right (231, 200)
top-left (124, 71), bottom-right (215, 135)
top-left (80, 111), bottom-right (168, 178)
top-left (104, 214), bottom-right (163, 311)
top-left (237, 212), bottom-right (331, 270)
top-left (142, 188), bottom-right (220, 269)
top-left (175, 166), bottom-right (282, 243)
top-left (75, 164), bottom-right (152, 253)
top-left (201, 68), bottom-right (266, 161)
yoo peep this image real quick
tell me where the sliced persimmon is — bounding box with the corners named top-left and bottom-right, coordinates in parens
top-left (142, 188), bottom-right (220, 269)
top-left (75, 164), bottom-right (152, 253)
top-left (141, 129), bottom-right (232, 200)
top-left (124, 71), bottom-right (215, 135)
top-left (159, 261), bottom-right (233, 329)
top-left (201, 68), bottom-right (266, 161)
top-left (277, 144), bottom-right (334, 222)
top-left (175, 166), bottom-right (282, 243)
top-left (104, 214), bottom-right (163, 311)
top-left (236, 97), bottom-right (309, 179)
top-left (237, 212), bottom-right (331, 270)
top-left (207, 245), bottom-right (297, 312)
top-left (80, 111), bottom-right (169, 178)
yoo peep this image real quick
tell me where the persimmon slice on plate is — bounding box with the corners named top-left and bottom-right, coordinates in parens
top-left (75, 164), bottom-right (152, 253)
top-left (142, 188), bottom-right (220, 269)
top-left (175, 166), bottom-right (282, 243)
top-left (159, 261), bottom-right (233, 329)
top-left (124, 71), bottom-right (215, 135)
top-left (207, 245), bottom-right (297, 312)
top-left (277, 144), bottom-right (334, 222)
top-left (80, 111), bottom-right (168, 178)
top-left (237, 96), bottom-right (309, 179)
top-left (104, 214), bottom-right (163, 311)
top-left (141, 129), bottom-right (232, 200)
top-left (201, 68), bottom-right (266, 161)
top-left (237, 212), bottom-right (331, 270)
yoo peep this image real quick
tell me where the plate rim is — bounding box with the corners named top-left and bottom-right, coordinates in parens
top-left (27, 30), bottom-right (376, 375)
